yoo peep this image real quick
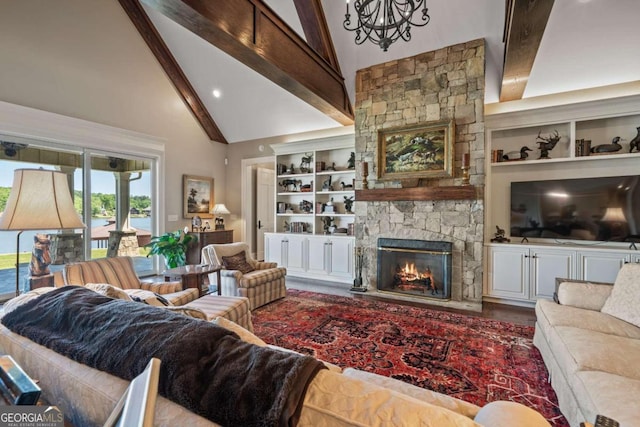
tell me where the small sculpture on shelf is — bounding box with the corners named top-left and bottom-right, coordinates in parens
top-left (536, 130), bottom-right (561, 159)
top-left (591, 136), bottom-right (623, 154)
top-left (279, 179), bottom-right (301, 192)
top-left (340, 181), bottom-right (353, 190)
top-left (343, 196), bottom-right (354, 213)
top-left (628, 127), bottom-right (640, 153)
top-left (321, 216), bottom-right (334, 234)
top-left (326, 162), bottom-right (336, 171)
top-left (502, 146), bottom-right (532, 161)
top-left (347, 152), bottom-right (355, 169)
top-left (322, 176), bottom-right (332, 191)
top-left (299, 200), bottom-right (313, 213)
top-left (300, 152), bottom-right (313, 173)
top-left (490, 225), bottom-right (511, 243)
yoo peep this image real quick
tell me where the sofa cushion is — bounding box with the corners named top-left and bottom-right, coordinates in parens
top-left (536, 299), bottom-right (640, 339)
top-left (602, 263), bottom-right (640, 328)
top-left (556, 280), bottom-right (612, 311)
top-left (64, 257), bottom-right (141, 290)
top-left (239, 268), bottom-right (287, 288)
top-left (571, 370), bottom-right (640, 427)
top-left (221, 251), bottom-right (255, 274)
top-left (165, 306), bottom-right (208, 320)
top-left (300, 369), bottom-right (481, 427)
top-left (548, 325), bottom-right (640, 380)
top-left (85, 283), bottom-right (132, 301)
top-left (342, 368), bottom-right (479, 419)
top-left (2, 287), bottom-right (58, 315)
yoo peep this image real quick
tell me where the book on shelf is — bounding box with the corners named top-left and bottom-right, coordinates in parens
top-left (575, 139), bottom-right (591, 157)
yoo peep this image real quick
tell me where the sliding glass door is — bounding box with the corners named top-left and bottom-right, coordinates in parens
top-left (0, 142), bottom-right (157, 300)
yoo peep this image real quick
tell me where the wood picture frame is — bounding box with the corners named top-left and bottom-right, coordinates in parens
top-left (183, 175), bottom-right (214, 218)
top-left (377, 121), bottom-right (455, 181)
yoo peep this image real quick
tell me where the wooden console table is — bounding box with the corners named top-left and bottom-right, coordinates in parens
top-left (186, 230), bottom-right (233, 264)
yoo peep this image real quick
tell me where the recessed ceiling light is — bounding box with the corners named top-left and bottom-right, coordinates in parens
top-left (212, 89), bottom-right (221, 98)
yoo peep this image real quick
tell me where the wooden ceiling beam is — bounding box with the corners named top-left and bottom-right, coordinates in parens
top-left (292, 0), bottom-right (340, 71)
top-left (141, 0), bottom-right (354, 125)
top-left (118, 0), bottom-right (228, 144)
top-left (500, 0), bottom-right (555, 102)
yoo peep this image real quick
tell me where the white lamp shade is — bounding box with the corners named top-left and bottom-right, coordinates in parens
top-left (212, 204), bottom-right (231, 215)
top-left (601, 207), bottom-right (627, 223)
top-left (0, 169), bottom-right (86, 230)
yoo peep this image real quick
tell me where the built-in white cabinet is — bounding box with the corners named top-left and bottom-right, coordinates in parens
top-left (486, 245), bottom-right (574, 303)
top-left (577, 251), bottom-right (629, 282)
top-left (485, 243), bottom-right (639, 305)
top-left (265, 233), bottom-right (354, 284)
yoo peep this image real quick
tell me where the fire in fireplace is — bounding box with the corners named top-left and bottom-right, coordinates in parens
top-left (377, 238), bottom-right (452, 300)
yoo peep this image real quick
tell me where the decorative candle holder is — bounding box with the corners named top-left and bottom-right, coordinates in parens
top-left (461, 153), bottom-right (470, 185)
top-left (362, 162), bottom-right (369, 190)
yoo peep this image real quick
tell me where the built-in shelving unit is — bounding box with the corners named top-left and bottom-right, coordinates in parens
top-left (272, 136), bottom-right (356, 235)
top-left (484, 94), bottom-right (640, 306)
top-left (265, 134), bottom-right (357, 285)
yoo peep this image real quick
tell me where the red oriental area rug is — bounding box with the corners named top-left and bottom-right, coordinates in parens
top-left (252, 289), bottom-right (568, 427)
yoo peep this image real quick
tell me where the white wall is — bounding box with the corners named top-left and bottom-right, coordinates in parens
top-left (0, 0), bottom-right (226, 233)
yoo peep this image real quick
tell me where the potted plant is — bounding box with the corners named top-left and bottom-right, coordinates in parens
top-left (145, 227), bottom-right (197, 268)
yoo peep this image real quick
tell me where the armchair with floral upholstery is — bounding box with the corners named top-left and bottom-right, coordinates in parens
top-left (201, 242), bottom-right (286, 310)
top-left (62, 256), bottom-right (199, 306)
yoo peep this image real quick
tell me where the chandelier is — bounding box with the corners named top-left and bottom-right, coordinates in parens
top-left (343, 0), bottom-right (430, 52)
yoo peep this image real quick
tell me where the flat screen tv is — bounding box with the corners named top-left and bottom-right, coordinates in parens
top-left (510, 175), bottom-right (640, 243)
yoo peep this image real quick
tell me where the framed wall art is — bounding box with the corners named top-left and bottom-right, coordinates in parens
top-left (377, 121), bottom-right (455, 181)
top-left (183, 175), bottom-right (214, 218)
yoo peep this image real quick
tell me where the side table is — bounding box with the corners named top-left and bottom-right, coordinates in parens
top-left (163, 264), bottom-right (221, 297)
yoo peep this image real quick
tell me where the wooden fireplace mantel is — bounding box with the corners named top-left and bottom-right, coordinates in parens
top-left (355, 185), bottom-right (482, 202)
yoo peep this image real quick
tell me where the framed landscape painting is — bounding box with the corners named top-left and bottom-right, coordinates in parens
top-left (183, 175), bottom-right (214, 218)
top-left (377, 121), bottom-right (455, 181)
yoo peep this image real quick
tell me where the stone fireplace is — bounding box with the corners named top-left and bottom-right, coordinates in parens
top-left (352, 39), bottom-right (485, 311)
top-left (377, 238), bottom-right (452, 300)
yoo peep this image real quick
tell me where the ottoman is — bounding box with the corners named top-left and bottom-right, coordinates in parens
top-left (184, 294), bottom-right (253, 332)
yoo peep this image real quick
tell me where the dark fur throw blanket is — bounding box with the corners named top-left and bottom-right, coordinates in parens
top-left (1, 286), bottom-right (325, 426)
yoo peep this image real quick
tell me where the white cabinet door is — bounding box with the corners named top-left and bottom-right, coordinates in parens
top-left (578, 251), bottom-right (630, 282)
top-left (328, 238), bottom-right (353, 279)
top-left (286, 235), bottom-right (307, 273)
top-left (487, 246), bottom-right (529, 300)
top-left (307, 237), bottom-right (329, 275)
top-left (530, 249), bottom-right (575, 300)
top-left (264, 234), bottom-right (285, 266)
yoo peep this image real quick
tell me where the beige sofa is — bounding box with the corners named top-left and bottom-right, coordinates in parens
top-left (533, 263), bottom-right (640, 427)
top-left (0, 288), bottom-right (551, 427)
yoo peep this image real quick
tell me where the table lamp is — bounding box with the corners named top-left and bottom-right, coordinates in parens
top-left (0, 169), bottom-right (86, 296)
top-left (211, 204), bottom-right (230, 230)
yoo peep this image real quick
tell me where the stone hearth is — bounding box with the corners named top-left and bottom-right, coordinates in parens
top-left (352, 39), bottom-right (485, 311)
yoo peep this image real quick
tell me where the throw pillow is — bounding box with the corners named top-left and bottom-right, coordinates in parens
top-left (213, 316), bottom-right (266, 346)
top-left (2, 287), bottom-right (58, 315)
top-left (221, 251), bottom-right (255, 274)
top-left (601, 263), bottom-right (640, 328)
top-left (166, 306), bottom-right (208, 320)
top-left (125, 289), bottom-right (172, 307)
top-left (85, 283), bottom-right (132, 301)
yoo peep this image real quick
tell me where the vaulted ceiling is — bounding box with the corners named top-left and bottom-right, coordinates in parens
top-left (127, 0), bottom-right (640, 144)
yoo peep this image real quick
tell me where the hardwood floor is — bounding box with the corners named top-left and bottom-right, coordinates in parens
top-left (285, 277), bottom-right (537, 327)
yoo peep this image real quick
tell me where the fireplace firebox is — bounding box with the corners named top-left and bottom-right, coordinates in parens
top-left (377, 238), bottom-right (452, 300)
